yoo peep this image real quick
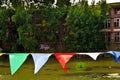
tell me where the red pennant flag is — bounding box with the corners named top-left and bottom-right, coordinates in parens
top-left (55, 53), bottom-right (74, 72)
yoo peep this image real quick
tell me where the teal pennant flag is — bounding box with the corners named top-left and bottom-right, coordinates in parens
top-left (9, 53), bottom-right (29, 75)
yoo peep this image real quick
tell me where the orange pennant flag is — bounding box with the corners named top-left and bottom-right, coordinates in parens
top-left (55, 53), bottom-right (74, 72)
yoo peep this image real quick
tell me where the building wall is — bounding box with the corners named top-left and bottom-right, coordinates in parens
top-left (103, 6), bottom-right (120, 49)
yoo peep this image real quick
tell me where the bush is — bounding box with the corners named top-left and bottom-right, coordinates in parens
top-left (75, 62), bottom-right (87, 71)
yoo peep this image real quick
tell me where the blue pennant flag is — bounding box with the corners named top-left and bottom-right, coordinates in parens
top-left (105, 51), bottom-right (120, 63)
top-left (31, 53), bottom-right (52, 74)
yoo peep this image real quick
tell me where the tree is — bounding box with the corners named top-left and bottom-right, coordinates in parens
top-left (0, 0), bottom-right (109, 52)
top-left (0, 8), bottom-right (15, 52)
top-left (64, 0), bottom-right (107, 52)
top-left (11, 8), bottom-right (37, 52)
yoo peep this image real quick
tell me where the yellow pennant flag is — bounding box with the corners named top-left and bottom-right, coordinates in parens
top-left (0, 53), bottom-right (5, 56)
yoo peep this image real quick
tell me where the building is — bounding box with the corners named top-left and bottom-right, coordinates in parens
top-left (103, 3), bottom-right (120, 49)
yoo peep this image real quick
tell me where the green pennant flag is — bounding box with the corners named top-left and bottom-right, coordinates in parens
top-left (9, 53), bottom-right (29, 75)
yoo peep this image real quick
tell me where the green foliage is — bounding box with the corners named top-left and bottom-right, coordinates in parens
top-left (0, 9), bottom-right (15, 52)
top-left (11, 0), bottom-right (22, 8)
top-left (12, 8), bottom-right (31, 25)
top-left (65, 1), bottom-right (107, 52)
top-left (57, 0), bottom-right (71, 7)
top-left (35, 6), bottom-right (67, 43)
top-left (11, 8), bottom-right (37, 52)
top-left (0, 9), bottom-right (7, 39)
top-left (0, 0), bottom-right (108, 52)
top-left (75, 62), bottom-right (86, 71)
top-left (17, 25), bottom-right (37, 52)
top-left (40, 7), bottom-right (66, 26)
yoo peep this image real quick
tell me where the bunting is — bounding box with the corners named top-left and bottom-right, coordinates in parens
top-left (31, 53), bottom-right (52, 74)
top-left (55, 53), bottom-right (74, 72)
top-left (105, 51), bottom-right (114, 55)
top-left (0, 51), bottom-right (119, 75)
top-left (77, 53), bottom-right (101, 60)
top-left (105, 51), bottom-right (120, 63)
top-left (0, 53), bottom-right (5, 56)
top-left (9, 53), bottom-right (29, 75)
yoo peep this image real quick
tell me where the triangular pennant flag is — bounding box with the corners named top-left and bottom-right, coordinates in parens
top-left (9, 53), bottom-right (29, 75)
top-left (105, 51), bottom-right (114, 55)
top-left (105, 51), bottom-right (120, 63)
top-left (55, 53), bottom-right (74, 72)
top-left (112, 51), bottom-right (118, 63)
top-left (0, 53), bottom-right (5, 56)
top-left (77, 53), bottom-right (101, 60)
top-left (112, 51), bottom-right (120, 59)
top-left (31, 53), bottom-right (52, 74)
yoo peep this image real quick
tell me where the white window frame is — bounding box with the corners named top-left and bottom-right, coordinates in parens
top-left (115, 32), bottom-right (120, 42)
top-left (114, 18), bottom-right (120, 28)
top-left (105, 32), bottom-right (110, 42)
top-left (106, 19), bottom-right (110, 28)
top-left (115, 8), bottom-right (120, 14)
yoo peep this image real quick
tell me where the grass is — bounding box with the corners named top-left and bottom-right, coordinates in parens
top-left (0, 55), bottom-right (120, 80)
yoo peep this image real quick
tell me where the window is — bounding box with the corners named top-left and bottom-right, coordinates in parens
top-left (115, 32), bottom-right (120, 42)
top-left (115, 8), bottom-right (120, 14)
top-left (105, 19), bottom-right (110, 28)
top-left (114, 18), bottom-right (120, 28)
top-left (105, 32), bottom-right (110, 42)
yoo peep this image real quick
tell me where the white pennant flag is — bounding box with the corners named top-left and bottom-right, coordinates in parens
top-left (31, 53), bottom-right (52, 74)
top-left (76, 53), bottom-right (101, 60)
